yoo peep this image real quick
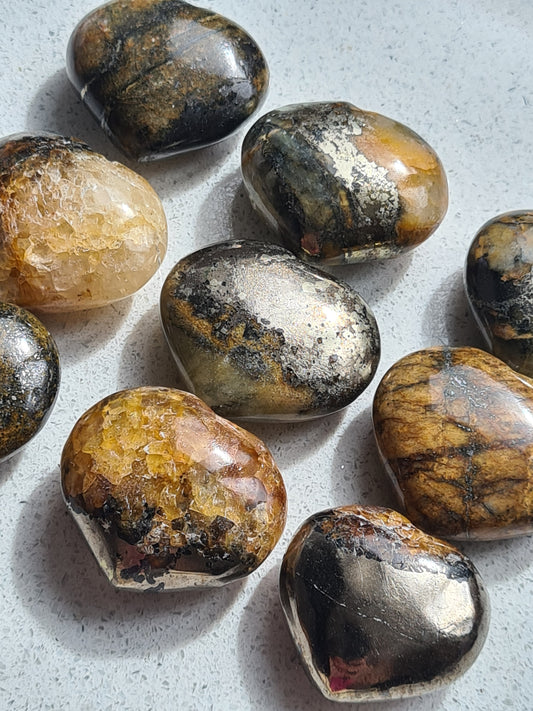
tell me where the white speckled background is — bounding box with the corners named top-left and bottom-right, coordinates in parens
top-left (0, 0), bottom-right (532, 709)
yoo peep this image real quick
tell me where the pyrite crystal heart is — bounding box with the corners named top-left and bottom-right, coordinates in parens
top-left (466, 210), bottom-right (533, 377)
top-left (373, 346), bottom-right (533, 539)
top-left (280, 506), bottom-right (489, 702)
top-left (160, 240), bottom-right (380, 420)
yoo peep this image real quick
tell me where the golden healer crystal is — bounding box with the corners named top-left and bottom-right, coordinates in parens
top-left (0, 134), bottom-right (167, 312)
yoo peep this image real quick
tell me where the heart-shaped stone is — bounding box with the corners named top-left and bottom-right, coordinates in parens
top-left (465, 210), bottom-right (533, 377)
top-left (373, 346), bottom-right (533, 539)
top-left (0, 302), bottom-right (60, 461)
top-left (160, 240), bottom-right (380, 420)
top-left (67, 0), bottom-right (269, 160)
top-left (0, 133), bottom-right (167, 312)
top-left (61, 387), bottom-right (287, 590)
top-left (280, 505), bottom-right (489, 702)
top-left (241, 102), bottom-right (448, 264)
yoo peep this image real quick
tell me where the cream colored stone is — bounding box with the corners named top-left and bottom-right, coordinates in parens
top-left (0, 134), bottom-right (167, 311)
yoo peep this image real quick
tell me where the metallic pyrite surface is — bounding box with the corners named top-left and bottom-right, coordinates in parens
top-left (0, 302), bottom-right (60, 461)
top-left (279, 506), bottom-right (489, 703)
top-left (61, 387), bottom-right (287, 591)
top-left (160, 240), bottom-right (380, 420)
top-left (67, 0), bottom-right (269, 160)
top-left (0, 133), bottom-right (167, 312)
top-left (465, 210), bottom-right (533, 377)
top-left (241, 101), bottom-right (448, 264)
top-left (373, 346), bottom-right (533, 540)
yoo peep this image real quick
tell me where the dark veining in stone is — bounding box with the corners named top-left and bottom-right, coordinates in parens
top-left (67, 0), bottom-right (269, 160)
top-left (280, 506), bottom-right (489, 703)
top-left (0, 133), bottom-right (91, 180)
top-left (0, 302), bottom-right (60, 461)
top-left (466, 210), bottom-right (533, 377)
top-left (242, 102), bottom-right (448, 264)
top-left (160, 240), bottom-right (380, 420)
top-left (373, 346), bottom-right (533, 540)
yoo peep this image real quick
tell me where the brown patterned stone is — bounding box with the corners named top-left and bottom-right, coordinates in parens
top-left (373, 346), bottom-right (533, 539)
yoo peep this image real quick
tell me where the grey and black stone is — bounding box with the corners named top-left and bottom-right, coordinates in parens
top-left (160, 240), bottom-right (380, 421)
top-left (0, 303), bottom-right (60, 461)
top-left (241, 102), bottom-right (448, 264)
top-left (67, 0), bottom-right (269, 160)
top-left (466, 210), bottom-right (533, 378)
top-left (280, 505), bottom-right (490, 703)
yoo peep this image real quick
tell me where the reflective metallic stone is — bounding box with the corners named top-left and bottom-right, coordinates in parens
top-left (0, 133), bottom-right (167, 312)
top-left (373, 346), bottom-right (533, 540)
top-left (67, 0), bottom-right (269, 160)
top-left (0, 302), bottom-right (60, 461)
top-left (466, 210), bottom-right (533, 377)
top-left (280, 506), bottom-right (489, 703)
top-left (61, 387), bottom-right (287, 590)
top-left (160, 240), bottom-right (380, 421)
top-left (241, 102), bottom-right (448, 264)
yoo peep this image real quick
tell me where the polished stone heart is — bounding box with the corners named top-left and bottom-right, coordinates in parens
top-left (373, 346), bottom-right (533, 539)
top-left (466, 210), bottom-right (533, 377)
top-left (0, 302), bottom-right (60, 461)
top-left (241, 102), bottom-right (448, 264)
top-left (67, 0), bottom-right (269, 160)
top-left (280, 505), bottom-right (489, 703)
top-left (160, 240), bottom-right (380, 420)
top-left (0, 133), bottom-right (167, 312)
top-left (61, 387), bottom-right (287, 590)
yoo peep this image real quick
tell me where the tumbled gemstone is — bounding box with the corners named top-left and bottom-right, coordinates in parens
top-left (0, 134), bottom-right (167, 312)
top-left (61, 387), bottom-right (287, 590)
top-left (0, 302), bottom-right (60, 461)
top-left (160, 240), bottom-right (380, 420)
top-left (280, 506), bottom-right (489, 703)
top-left (373, 346), bottom-right (533, 539)
top-left (466, 210), bottom-right (533, 377)
top-left (242, 102), bottom-right (448, 264)
top-left (67, 0), bottom-right (269, 160)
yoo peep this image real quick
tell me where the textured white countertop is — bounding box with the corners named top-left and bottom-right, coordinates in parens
top-left (0, 1), bottom-right (532, 709)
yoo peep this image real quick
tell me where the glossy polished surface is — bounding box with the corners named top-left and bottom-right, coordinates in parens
top-left (0, 133), bottom-right (167, 312)
top-left (61, 387), bottom-right (286, 590)
top-left (373, 347), bottom-right (533, 540)
top-left (466, 210), bottom-right (533, 377)
top-left (0, 303), bottom-right (60, 461)
top-left (242, 102), bottom-right (448, 264)
top-left (67, 0), bottom-right (269, 160)
top-left (160, 240), bottom-right (380, 420)
top-left (280, 506), bottom-right (489, 703)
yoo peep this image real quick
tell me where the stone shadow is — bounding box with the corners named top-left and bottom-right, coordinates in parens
top-left (38, 299), bottom-right (131, 367)
top-left (421, 268), bottom-right (485, 349)
top-left (13, 473), bottom-right (242, 657)
top-left (329, 404), bottom-right (397, 510)
top-left (194, 168), bottom-right (277, 249)
top-left (242, 409), bottom-right (346, 472)
top-left (457, 535), bottom-right (533, 586)
top-left (237, 566), bottom-right (448, 711)
top-left (116, 303), bottom-right (182, 391)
